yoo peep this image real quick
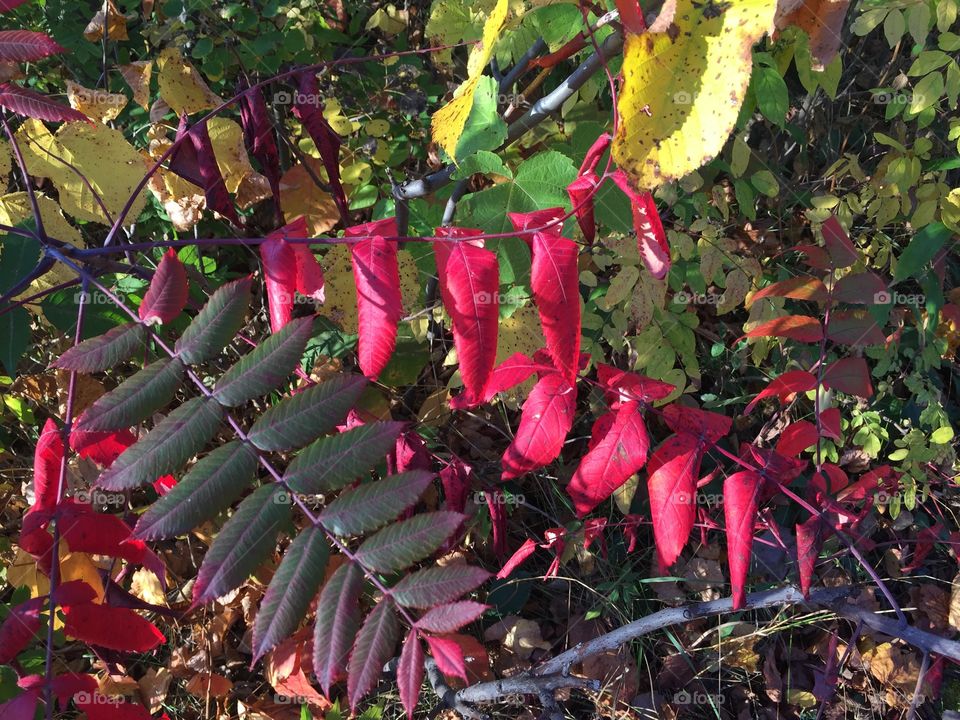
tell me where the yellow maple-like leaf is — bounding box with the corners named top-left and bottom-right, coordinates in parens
top-left (119, 61), bottom-right (152, 110)
top-left (156, 47), bottom-right (221, 116)
top-left (66, 80), bottom-right (128, 123)
top-left (16, 119), bottom-right (150, 224)
top-left (612, 0), bottom-right (777, 191)
top-left (430, 0), bottom-right (509, 159)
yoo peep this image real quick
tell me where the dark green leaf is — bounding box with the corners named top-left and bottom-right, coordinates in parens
top-left (354, 512), bottom-right (463, 573)
top-left (319, 470), bottom-right (434, 537)
top-left (0, 234), bottom-right (41, 295)
top-left (193, 484), bottom-right (290, 604)
top-left (0, 303), bottom-right (29, 376)
top-left (79, 357), bottom-right (185, 432)
top-left (133, 441), bottom-right (259, 540)
top-left (97, 396), bottom-right (224, 490)
top-left (53, 322), bottom-right (146, 373)
top-left (347, 599), bottom-right (399, 709)
top-left (313, 562), bottom-right (363, 696)
top-left (246, 375), bottom-right (367, 451)
top-left (213, 316), bottom-right (313, 407)
top-left (175, 276), bottom-right (252, 364)
top-left (284, 422), bottom-right (404, 494)
top-left (252, 526), bottom-right (329, 661)
top-left (391, 565), bottom-right (490, 609)
top-left (893, 222), bottom-right (952, 283)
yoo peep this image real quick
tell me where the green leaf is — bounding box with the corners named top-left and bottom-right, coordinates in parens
top-left (79, 357), bottom-right (185, 432)
top-left (908, 72), bottom-right (944, 114)
top-left (284, 422), bottom-right (404, 494)
top-left (252, 525), bottom-right (329, 661)
top-left (454, 76), bottom-right (507, 161)
top-left (133, 441), bottom-right (259, 540)
top-left (192, 484), bottom-right (290, 604)
top-left (931, 426), bottom-right (955, 444)
top-left (0, 304), bottom-right (29, 376)
top-left (213, 316), bottom-right (313, 407)
top-left (451, 150), bottom-right (512, 181)
top-left (354, 511), bottom-right (462, 573)
top-left (391, 565), bottom-right (491, 609)
top-left (893, 222), bottom-right (951, 283)
top-left (319, 470), bottom-right (434, 537)
top-left (246, 375), bottom-right (367, 451)
top-left (752, 65), bottom-right (789, 126)
top-left (175, 276), bottom-right (252, 364)
top-left (97, 396), bottom-right (224, 490)
top-left (0, 234), bottom-right (41, 295)
top-left (347, 599), bottom-right (399, 709)
top-left (313, 562), bottom-right (363, 696)
top-left (54, 322), bottom-right (147, 373)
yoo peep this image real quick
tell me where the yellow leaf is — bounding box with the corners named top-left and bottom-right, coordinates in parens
top-left (147, 168), bottom-right (205, 232)
top-left (494, 304), bottom-right (542, 401)
top-left (83, 0), bottom-right (127, 41)
top-left (0, 139), bottom-right (10, 177)
top-left (279, 159), bottom-right (341, 236)
top-left (430, 0), bottom-right (509, 159)
top-left (6, 548), bottom-right (48, 597)
top-left (612, 0), bottom-right (777, 191)
top-left (156, 47), bottom-right (221, 116)
top-left (60, 550), bottom-right (106, 604)
top-left (119, 61), bottom-right (152, 110)
top-left (16, 119), bottom-right (150, 224)
top-left (66, 80), bottom-right (128, 123)
top-left (206, 117), bottom-right (271, 208)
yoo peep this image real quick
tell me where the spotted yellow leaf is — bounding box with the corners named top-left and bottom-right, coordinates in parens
top-left (0, 140), bottom-right (10, 177)
top-left (206, 118), bottom-right (271, 208)
top-left (156, 47), bottom-right (221, 116)
top-left (612, 0), bottom-right (777, 191)
top-left (430, 0), bottom-right (509, 159)
top-left (119, 61), bottom-right (152, 110)
top-left (66, 80), bottom-right (128, 123)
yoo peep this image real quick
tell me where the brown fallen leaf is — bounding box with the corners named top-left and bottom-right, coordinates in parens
top-left (265, 631), bottom-right (331, 710)
top-left (185, 672), bottom-right (233, 699)
top-left (131, 567), bottom-right (168, 606)
top-left (138, 667), bottom-right (173, 713)
top-left (776, 0), bottom-right (852, 70)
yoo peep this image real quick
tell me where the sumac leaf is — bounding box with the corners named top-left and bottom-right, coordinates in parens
top-left (133, 441), bottom-right (258, 540)
top-left (397, 632), bottom-right (424, 720)
top-left (97, 396), bottom-right (224, 490)
top-left (0, 692), bottom-right (36, 720)
top-left (319, 470), bottom-right (434, 537)
top-left (54, 322), bottom-right (146, 373)
top-left (62, 604), bottom-right (164, 651)
top-left (391, 565), bottom-right (490, 609)
top-left (832, 271), bottom-right (887, 305)
top-left (139, 249), bottom-right (188, 325)
top-left (0, 82), bottom-right (89, 123)
top-left (0, 598), bottom-right (43, 663)
top-left (723, 470), bottom-right (763, 609)
top-left (822, 357), bottom-right (872, 398)
top-left (252, 525), bottom-right (329, 661)
top-left (647, 433), bottom-right (701, 572)
top-left (79, 357), bottom-right (185, 432)
top-left (746, 275), bottom-right (828, 307)
top-left (350, 235), bottom-right (403, 380)
top-left (348, 599), bottom-right (400, 709)
top-left (354, 511), bottom-right (463, 573)
top-left (415, 601), bottom-right (487, 633)
top-left (193, 484), bottom-right (290, 604)
top-left (175, 276), bottom-right (252, 364)
top-left (745, 315), bottom-right (823, 342)
top-left (796, 516), bottom-right (826, 597)
top-left (188, 118), bottom-right (240, 226)
top-left (213, 315), bottom-right (313, 406)
top-left (825, 310), bottom-right (886, 346)
top-left (246, 374), bottom-right (366, 451)
top-left (501, 373), bottom-right (576, 480)
top-left (744, 370), bottom-right (818, 414)
top-left (424, 634), bottom-right (467, 682)
top-left (820, 215), bottom-right (857, 268)
top-left (31, 418), bottom-right (63, 513)
top-left (284, 421), bottom-right (403, 494)
top-left (529, 231), bottom-right (580, 380)
top-left (314, 562), bottom-right (363, 695)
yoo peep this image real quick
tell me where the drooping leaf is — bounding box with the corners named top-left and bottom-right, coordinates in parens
top-left (832, 272), bottom-right (887, 305)
top-left (391, 564), bottom-right (491, 609)
top-left (348, 598), bottom-right (400, 709)
top-left (610, 170), bottom-right (671, 278)
top-left (175, 276), bottom-right (252, 364)
top-left (746, 275), bottom-right (828, 307)
top-left (397, 632), bottom-right (425, 720)
top-left (192, 484), bottom-right (290, 604)
top-left (54, 322), bottom-right (146, 373)
top-left (745, 370), bottom-right (818, 414)
top-left (0, 82), bottom-right (89, 123)
top-left (501, 373), bottom-right (576, 480)
top-left (284, 421), bottom-right (404, 493)
top-left (314, 562), bottom-right (363, 695)
top-left (424, 634), bottom-right (468, 682)
top-left (295, 71), bottom-right (348, 221)
top-left (415, 601), bottom-right (488, 633)
top-left (319, 470), bottom-right (434, 537)
top-left (567, 401), bottom-right (650, 517)
top-left (246, 374), bottom-right (366, 451)
top-left (496, 537), bottom-right (538, 579)
top-left (822, 357), bottom-right (873, 398)
top-left (350, 235), bottom-right (403, 380)
top-left (433, 228), bottom-right (499, 406)
top-left (133, 441), bottom-right (258, 540)
top-left (745, 315), bottom-right (823, 343)
top-left (139, 248), bottom-right (188, 325)
top-left (31, 418), bottom-right (62, 513)
top-left (238, 84), bottom-right (281, 209)
top-left (826, 311), bottom-right (886, 346)
top-left (62, 603), bottom-right (165, 651)
top-left (611, 0), bottom-right (777, 190)
top-left (647, 433), bottom-right (701, 572)
top-left (0, 30), bottom-right (64, 62)
top-left (188, 118), bottom-right (240, 226)
top-left (0, 597), bottom-right (43, 663)
top-left (260, 218), bottom-right (325, 333)
top-left (78, 357), bottom-right (185, 432)
top-left (213, 315), bottom-right (313, 406)
top-left (723, 469), bottom-right (763, 609)
top-left (529, 230), bottom-right (581, 380)
top-left (567, 174), bottom-right (600, 244)
top-left (97, 396), bottom-right (224, 490)
top-left (796, 516), bottom-right (826, 597)
top-left (354, 511), bottom-right (463, 573)
top-left (252, 525), bottom-right (329, 661)
top-left (776, 420), bottom-right (819, 456)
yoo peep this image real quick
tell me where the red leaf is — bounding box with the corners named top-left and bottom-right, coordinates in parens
top-left (74, 696), bottom-right (153, 720)
top-left (238, 84), bottom-right (281, 209)
top-left (747, 275), bottom-right (828, 307)
top-left (18, 672), bottom-right (98, 707)
top-left (775, 420), bottom-right (819, 457)
top-left (610, 170), bottom-right (669, 279)
top-left (826, 310), bottom-right (885, 346)
top-left (480, 352), bottom-right (554, 401)
top-left (0, 0), bottom-right (31, 12)
top-left (496, 538), bottom-right (537, 579)
top-left (744, 370), bottom-right (818, 414)
top-left (0, 31), bottom-right (64, 62)
top-left (486, 489), bottom-right (507, 558)
top-left (70, 423), bottom-right (136, 467)
top-left (820, 215), bottom-right (857, 268)
top-left (794, 244), bottom-right (832, 270)
top-left (529, 231), bottom-right (581, 380)
top-left (647, 434), bottom-right (701, 572)
top-left (261, 218), bottom-right (324, 333)
top-left (59, 511), bottom-right (165, 584)
top-left (567, 174), bottom-right (599, 243)
top-left (596, 363), bottom-right (675, 405)
top-left (433, 228), bottom-right (499, 407)
top-left (0, 692), bottom-right (37, 720)
top-left (62, 603), bottom-right (165, 651)
top-left (188, 118), bottom-right (240, 226)
top-left (397, 632), bottom-right (424, 720)
top-left (416, 601), bottom-right (488, 633)
top-left (54, 579), bottom-right (99, 608)
top-left (662, 404), bottom-right (731, 444)
top-left (832, 272), bottom-right (887, 305)
top-left (822, 357), bottom-right (872, 398)
top-left (439, 456), bottom-right (472, 514)
top-left (722, 470), bottom-right (763, 609)
top-left (567, 401), bottom-right (649, 517)
top-left (0, 597), bottom-right (43, 664)
top-left (501, 373), bottom-right (576, 480)
top-left (0, 83), bottom-right (89, 122)
top-left (168, 113), bottom-right (203, 186)
top-left (350, 235), bottom-right (403, 380)
top-left (614, 0), bottom-right (647, 33)
top-left (796, 516), bottom-right (826, 597)
top-left (745, 315), bottom-right (823, 342)
top-left (819, 407), bottom-right (842, 440)
top-left (139, 248), bottom-right (188, 325)
top-left (425, 634), bottom-right (468, 682)
top-left (32, 418), bottom-right (63, 513)
top-left (295, 71), bottom-right (348, 222)
top-left (746, 446), bottom-right (807, 485)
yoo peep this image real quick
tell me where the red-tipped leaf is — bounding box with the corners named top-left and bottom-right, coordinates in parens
top-left (139, 248), bottom-right (188, 325)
